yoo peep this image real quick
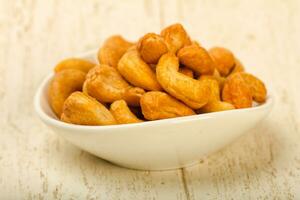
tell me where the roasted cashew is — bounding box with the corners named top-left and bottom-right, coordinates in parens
top-left (54, 58), bottom-right (96, 73)
top-left (198, 79), bottom-right (235, 113)
top-left (161, 23), bottom-right (191, 53)
top-left (110, 100), bottom-right (143, 124)
top-left (209, 47), bottom-right (235, 76)
top-left (140, 91), bottom-right (195, 120)
top-left (156, 53), bottom-right (211, 109)
top-left (179, 67), bottom-right (194, 78)
top-left (239, 72), bottom-right (267, 103)
top-left (83, 65), bottom-right (145, 106)
top-left (49, 69), bottom-right (86, 117)
top-left (98, 35), bottom-right (134, 67)
top-left (117, 48), bottom-right (162, 91)
top-left (222, 72), bottom-right (253, 108)
top-left (61, 92), bottom-right (116, 125)
top-left (177, 43), bottom-right (215, 75)
top-left (137, 33), bottom-right (168, 64)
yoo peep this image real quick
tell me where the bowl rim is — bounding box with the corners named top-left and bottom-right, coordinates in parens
top-left (34, 72), bottom-right (274, 131)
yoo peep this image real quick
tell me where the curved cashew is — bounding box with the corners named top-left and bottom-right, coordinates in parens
top-left (177, 43), bottom-right (215, 75)
top-left (222, 72), bottom-right (253, 108)
top-left (98, 35), bottom-right (134, 67)
top-left (54, 58), bottom-right (96, 73)
top-left (61, 92), bottom-right (116, 125)
top-left (179, 67), bottom-right (194, 78)
top-left (49, 69), bottom-right (86, 117)
top-left (198, 79), bottom-right (235, 113)
top-left (110, 100), bottom-right (143, 124)
top-left (84, 65), bottom-right (145, 106)
top-left (140, 91), bottom-right (195, 120)
top-left (156, 53), bottom-right (211, 109)
top-left (161, 23), bottom-right (191, 53)
top-left (239, 72), bottom-right (267, 103)
top-left (137, 33), bottom-right (168, 64)
top-left (118, 49), bottom-right (162, 91)
top-left (209, 47), bottom-right (235, 76)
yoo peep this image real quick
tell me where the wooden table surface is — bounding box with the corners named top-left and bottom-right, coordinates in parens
top-left (1, 0), bottom-right (300, 199)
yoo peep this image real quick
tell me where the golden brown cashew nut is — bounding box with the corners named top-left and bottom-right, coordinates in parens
top-left (84, 65), bottom-right (145, 106)
top-left (177, 44), bottom-right (215, 75)
top-left (110, 100), bottom-right (143, 124)
top-left (98, 35), bottom-right (134, 67)
top-left (198, 79), bottom-right (235, 113)
top-left (209, 47), bottom-right (235, 76)
top-left (161, 23), bottom-right (191, 53)
top-left (137, 33), bottom-right (168, 64)
top-left (239, 72), bottom-right (267, 103)
top-left (118, 49), bottom-right (162, 91)
top-left (61, 92), bottom-right (116, 125)
top-left (156, 53), bottom-right (211, 109)
top-left (140, 91), bottom-right (195, 120)
top-left (54, 58), bottom-right (96, 73)
top-left (222, 72), bottom-right (253, 108)
top-left (49, 69), bottom-right (86, 117)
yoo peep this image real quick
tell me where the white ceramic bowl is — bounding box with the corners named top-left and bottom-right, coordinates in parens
top-left (34, 50), bottom-right (273, 170)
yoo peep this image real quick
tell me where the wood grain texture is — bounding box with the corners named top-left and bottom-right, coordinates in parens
top-left (0, 0), bottom-right (299, 199)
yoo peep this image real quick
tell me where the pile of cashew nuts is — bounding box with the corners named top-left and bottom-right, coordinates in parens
top-left (48, 23), bottom-right (267, 125)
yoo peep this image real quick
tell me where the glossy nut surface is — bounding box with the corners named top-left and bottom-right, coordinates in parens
top-left (110, 100), bottom-right (143, 124)
top-left (178, 44), bottom-right (215, 75)
top-left (48, 69), bottom-right (86, 117)
top-left (156, 53), bottom-right (211, 109)
top-left (98, 35), bottom-right (133, 67)
top-left (137, 33), bottom-right (168, 64)
top-left (161, 23), bottom-right (191, 53)
top-left (54, 58), bottom-right (95, 73)
top-left (118, 49), bottom-right (162, 91)
top-left (140, 91), bottom-right (195, 120)
top-left (84, 65), bottom-right (145, 106)
top-left (62, 92), bottom-right (116, 125)
top-left (209, 47), bottom-right (235, 76)
top-left (222, 72), bottom-right (253, 108)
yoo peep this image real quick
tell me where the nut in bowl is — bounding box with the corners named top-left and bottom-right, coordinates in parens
top-left (34, 24), bottom-right (273, 170)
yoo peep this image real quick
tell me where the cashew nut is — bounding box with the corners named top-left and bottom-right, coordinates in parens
top-left (137, 33), bottom-right (168, 64)
top-left (61, 92), bottom-right (116, 125)
top-left (177, 43), bottom-right (215, 75)
top-left (49, 69), bottom-right (86, 117)
top-left (161, 23), bottom-right (191, 53)
top-left (156, 53), bottom-right (211, 109)
top-left (110, 100), bottom-right (143, 124)
top-left (198, 79), bottom-right (235, 113)
top-left (239, 72), bottom-right (267, 103)
top-left (83, 65), bottom-right (145, 106)
top-left (98, 35), bottom-right (134, 67)
top-left (54, 58), bottom-right (96, 73)
top-left (140, 91), bottom-right (195, 120)
top-left (209, 47), bottom-right (235, 76)
top-left (222, 72), bottom-right (253, 108)
top-left (117, 48), bottom-right (162, 91)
